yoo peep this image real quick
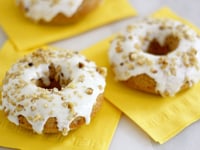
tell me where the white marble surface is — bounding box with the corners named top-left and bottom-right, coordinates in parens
top-left (1, 0), bottom-right (200, 150)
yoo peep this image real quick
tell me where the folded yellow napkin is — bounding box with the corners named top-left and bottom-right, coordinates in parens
top-left (82, 7), bottom-right (200, 144)
top-left (0, 41), bottom-right (121, 150)
top-left (0, 0), bottom-right (136, 51)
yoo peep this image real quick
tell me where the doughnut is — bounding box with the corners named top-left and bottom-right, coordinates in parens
top-left (16, 0), bottom-right (103, 24)
top-left (0, 48), bottom-right (107, 135)
top-left (109, 18), bottom-right (200, 97)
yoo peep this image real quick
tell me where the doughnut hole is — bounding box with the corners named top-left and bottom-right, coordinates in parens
top-left (147, 34), bottom-right (180, 55)
top-left (36, 63), bottom-right (71, 91)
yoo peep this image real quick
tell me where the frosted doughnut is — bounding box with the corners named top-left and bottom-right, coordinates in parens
top-left (1, 48), bottom-right (107, 135)
top-left (109, 18), bottom-right (200, 97)
top-left (16, 0), bottom-right (102, 24)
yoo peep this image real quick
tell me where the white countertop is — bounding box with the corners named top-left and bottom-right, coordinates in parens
top-left (1, 0), bottom-right (200, 150)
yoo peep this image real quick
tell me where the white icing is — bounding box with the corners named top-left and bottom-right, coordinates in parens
top-left (16, 0), bottom-right (84, 22)
top-left (109, 18), bottom-right (200, 96)
top-left (1, 49), bottom-right (106, 135)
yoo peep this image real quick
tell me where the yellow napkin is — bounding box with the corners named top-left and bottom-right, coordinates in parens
top-left (0, 0), bottom-right (137, 51)
top-left (82, 7), bottom-right (200, 144)
top-left (0, 41), bottom-right (121, 150)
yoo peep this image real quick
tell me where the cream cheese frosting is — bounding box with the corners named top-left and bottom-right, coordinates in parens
top-left (16, 0), bottom-right (84, 22)
top-left (1, 48), bottom-right (106, 135)
top-left (109, 18), bottom-right (200, 96)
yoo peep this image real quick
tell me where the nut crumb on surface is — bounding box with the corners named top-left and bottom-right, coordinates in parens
top-left (85, 88), bottom-right (93, 95)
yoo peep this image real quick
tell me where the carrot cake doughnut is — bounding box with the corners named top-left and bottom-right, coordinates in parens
top-left (1, 48), bottom-right (107, 135)
top-left (16, 0), bottom-right (103, 24)
top-left (109, 18), bottom-right (200, 97)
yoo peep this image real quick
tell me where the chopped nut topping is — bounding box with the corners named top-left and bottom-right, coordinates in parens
top-left (158, 57), bottom-right (168, 69)
top-left (110, 63), bottom-right (116, 69)
top-left (10, 99), bottom-right (16, 106)
top-left (191, 48), bottom-right (197, 55)
top-left (159, 25), bottom-right (165, 30)
top-left (85, 88), bottom-right (93, 95)
top-left (128, 52), bottom-right (137, 61)
top-left (17, 95), bottom-right (25, 102)
top-left (16, 104), bottom-right (24, 112)
top-left (169, 67), bottom-right (176, 76)
top-left (28, 62), bottom-right (33, 67)
top-left (183, 77), bottom-right (193, 87)
top-left (65, 52), bottom-right (73, 58)
top-left (150, 68), bottom-right (158, 74)
top-left (24, 102), bottom-right (29, 108)
top-left (31, 0), bottom-right (37, 5)
top-left (62, 101), bottom-right (74, 111)
top-left (146, 59), bottom-right (153, 66)
top-left (78, 62), bottom-right (84, 68)
top-left (116, 34), bottom-right (126, 42)
top-left (125, 71), bottom-right (130, 76)
top-left (183, 31), bottom-right (190, 40)
top-left (126, 25), bottom-right (134, 32)
top-left (67, 102), bottom-right (74, 110)
top-left (128, 64), bottom-right (134, 70)
top-left (61, 96), bottom-right (65, 101)
top-left (182, 48), bottom-right (198, 68)
top-left (162, 90), bottom-right (170, 97)
top-left (122, 54), bottom-right (127, 59)
top-left (134, 43), bottom-right (140, 49)
top-left (115, 45), bottom-right (123, 53)
top-left (78, 75), bottom-right (85, 82)
top-left (31, 106), bottom-right (36, 111)
top-left (68, 82), bottom-right (76, 89)
top-left (31, 96), bottom-right (38, 103)
top-left (136, 59), bottom-right (145, 65)
top-left (52, 0), bottom-right (60, 5)
top-left (48, 110), bottom-right (54, 115)
top-left (143, 36), bottom-right (150, 42)
top-left (96, 67), bottom-right (107, 77)
top-left (62, 128), bottom-right (68, 136)
top-left (62, 102), bottom-right (69, 108)
top-left (68, 0), bottom-right (74, 6)
top-left (27, 116), bottom-right (33, 121)
top-left (98, 85), bottom-right (103, 90)
top-left (128, 35), bottom-right (133, 40)
top-left (135, 56), bottom-right (146, 66)
top-left (33, 114), bottom-right (43, 122)
top-left (43, 103), bottom-right (48, 108)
